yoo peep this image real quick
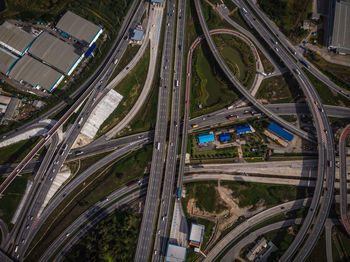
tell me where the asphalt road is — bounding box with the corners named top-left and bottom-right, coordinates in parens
top-left (134, 1), bottom-right (175, 260)
top-left (42, 187), bottom-right (148, 262)
top-left (221, 218), bottom-right (304, 262)
top-left (13, 1), bottom-right (148, 259)
top-left (231, 1), bottom-right (335, 260)
top-left (153, 0), bottom-right (187, 260)
top-left (339, 124), bottom-right (350, 235)
top-left (0, 0), bottom-right (142, 144)
top-left (203, 198), bottom-right (312, 261)
top-left (20, 139), bottom-right (148, 260)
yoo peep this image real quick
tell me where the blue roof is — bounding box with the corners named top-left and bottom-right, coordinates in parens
top-left (151, 0), bottom-right (165, 3)
top-left (219, 132), bottom-right (230, 142)
top-left (131, 28), bottom-right (144, 41)
top-left (236, 126), bottom-right (251, 134)
top-left (268, 122), bottom-right (294, 141)
top-left (84, 42), bottom-right (96, 58)
top-left (198, 133), bottom-right (215, 144)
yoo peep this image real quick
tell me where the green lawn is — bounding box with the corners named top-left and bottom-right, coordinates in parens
top-left (63, 209), bottom-right (141, 262)
top-left (0, 173), bottom-right (32, 227)
top-left (256, 73), bottom-right (304, 104)
top-left (304, 69), bottom-right (350, 107)
top-left (213, 34), bottom-right (256, 89)
top-left (184, 182), bottom-right (227, 214)
top-left (108, 44), bottom-right (141, 84)
top-left (222, 182), bottom-right (303, 209)
top-left (96, 44), bottom-right (151, 137)
top-left (191, 42), bottom-right (240, 117)
top-left (304, 51), bottom-right (350, 91)
top-left (258, 0), bottom-right (313, 43)
top-left (26, 145), bottom-right (152, 261)
top-left (0, 137), bottom-right (40, 165)
top-left (202, 0), bottom-right (235, 30)
top-left (257, 49), bottom-right (275, 74)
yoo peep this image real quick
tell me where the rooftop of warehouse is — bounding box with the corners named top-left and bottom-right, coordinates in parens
top-left (0, 47), bottom-right (18, 75)
top-left (28, 32), bottom-right (81, 74)
top-left (165, 244), bottom-right (186, 262)
top-left (56, 11), bottom-right (102, 45)
top-left (0, 22), bottom-right (36, 54)
top-left (330, 0), bottom-right (350, 53)
top-left (8, 55), bottom-right (63, 91)
top-left (268, 122), bottom-right (294, 141)
top-left (189, 223), bottom-right (205, 243)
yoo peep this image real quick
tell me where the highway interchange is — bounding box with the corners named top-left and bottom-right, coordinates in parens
top-left (0, 0), bottom-right (349, 261)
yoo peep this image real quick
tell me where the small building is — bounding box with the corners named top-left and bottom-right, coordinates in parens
top-left (0, 95), bottom-right (11, 113)
top-left (219, 132), bottom-right (231, 142)
top-left (3, 97), bottom-right (19, 120)
top-left (301, 20), bottom-right (312, 30)
top-left (0, 47), bottom-right (18, 75)
top-left (328, 0), bottom-right (350, 54)
top-left (131, 26), bottom-right (145, 44)
top-left (268, 122), bottom-right (294, 142)
top-left (246, 237), bottom-right (268, 261)
top-left (165, 244), bottom-right (186, 262)
top-left (236, 125), bottom-right (252, 135)
top-left (0, 22), bottom-right (36, 56)
top-left (28, 32), bottom-right (83, 75)
top-left (151, 0), bottom-right (166, 6)
top-left (56, 11), bottom-right (103, 47)
top-left (198, 133), bottom-right (215, 145)
top-left (8, 55), bottom-right (64, 92)
top-left (189, 223), bottom-right (205, 247)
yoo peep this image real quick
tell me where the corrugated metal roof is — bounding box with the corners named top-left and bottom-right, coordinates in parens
top-left (165, 244), bottom-right (186, 262)
top-left (131, 28), bottom-right (144, 42)
top-left (56, 11), bottom-right (102, 45)
top-left (268, 122), bottom-right (294, 141)
top-left (236, 126), bottom-right (251, 134)
top-left (330, 0), bottom-right (350, 54)
top-left (198, 133), bottom-right (215, 144)
top-left (189, 223), bottom-right (205, 244)
top-left (9, 55), bottom-right (63, 90)
top-left (0, 47), bottom-right (18, 74)
top-left (0, 22), bottom-right (35, 54)
top-left (28, 32), bottom-right (80, 74)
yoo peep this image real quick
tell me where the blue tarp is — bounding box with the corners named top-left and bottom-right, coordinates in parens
top-left (219, 132), bottom-right (230, 142)
top-left (236, 126), bottom-right (251, 134)
top-left (198, 133), bottom-right (215, 144)
top-left (84, 42), bottom-right (96, 58)
top-left (268, 122), bottom-right (294, 141)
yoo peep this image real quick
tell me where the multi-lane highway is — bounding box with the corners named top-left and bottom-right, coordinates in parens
top-left (134, 1), bottom-right (174, 260)
top-left (152, 0), bottom-right (187, 260)
top-left (339, 124), bottom-right (350, 235)
top-left (230, 0), bottom-right (335, 260)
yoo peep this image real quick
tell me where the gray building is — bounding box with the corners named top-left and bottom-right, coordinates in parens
top-left (328, 0), bottom-right (350, 54)
top-left (0, 47), bottom-right (18, 75)
top-left (8, 55), bottom-right (64, 92)
top-left (0, 22), bottom-right (36, 56)
top-left (28, 32), bottom-right (83, 75)
top-left (56, 11), bottom-right (103, 46)
top-left (165, 244), bottom-right (186, 262)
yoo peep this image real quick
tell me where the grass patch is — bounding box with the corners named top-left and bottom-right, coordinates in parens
top-left (228, 8), bottom-right (251, 31)
top-left (63, 209), bottom-right (141, 262)
top-left (257, 0), bottom-right (312, 43)
top-left (26, 145), bottom-right (152, 262)
top-left (332, 226), bottom-right (350, 262)
top-left (241, 132), bottom-right (268, 159)
top-left (108, 44), bottom-right (141, 84)
top-left (256, 73), bottom-right (304, 104)
top-left (202, 0), bottom-right (235, 30)
top-left (304, 51), bottom-right (350, 91)
top-left (257, 48), bottom-right (274, 73)
top-left (0, 137), bottom-right (40, 165)
top-left (96, 44), bottom-right (150, 137)
top-left (184, 181), bottom-right (227, 214)
top-left (213, 34), bottom-right (256, 89)
top-left (191, 42), bottom-right (240, 117)
top-left (74, 152), bottom-right (110, 176)
top-left (222, 182), bottom-right (303, 209)
top-left (0, 173), bottom-right (32, 227)
top-left (304, 69), bottom-right (350, 107)
top-left (280, 115), bottom-right (297, 122)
